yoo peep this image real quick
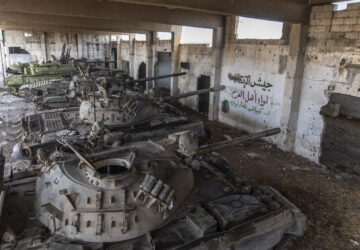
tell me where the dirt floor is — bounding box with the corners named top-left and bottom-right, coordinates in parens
top-left (0, 91), bottom-right (360, 249)
top-left (202, 116), bottom-right (360, 250)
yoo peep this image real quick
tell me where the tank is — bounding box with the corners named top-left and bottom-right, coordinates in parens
top-left (4, 44), bottom-right (78, 95)
top-left (0, 128), bottom-right (306, 249)
top-left (11, 72), bottom-right (222, 159)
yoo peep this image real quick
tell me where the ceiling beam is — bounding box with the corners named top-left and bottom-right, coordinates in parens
top-left (0, 23), bottom-right (143, 34)
top-left (109, 0), bottom-right (310, 23)
top-left (0, 0), bottom-right (224, 28)
top-left (0, 11), bottom-right (172, 33)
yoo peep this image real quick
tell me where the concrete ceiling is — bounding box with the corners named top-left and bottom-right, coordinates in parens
top-left (0, 0), bottom-right (344, 33)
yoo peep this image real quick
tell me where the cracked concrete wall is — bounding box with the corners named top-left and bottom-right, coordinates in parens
top-left (218, 42), bottom-right (289, 145)
top-left (1, 30), bottom-right (111, 66)
top-left (177, 44), bottom-right (213, 111)
top-left (294, 4), bottom-right (360, 163)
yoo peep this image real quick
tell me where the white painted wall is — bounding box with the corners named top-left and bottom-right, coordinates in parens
top-left (178, 44), bottom-right (213, 110)
top-left (219, 43), bottom-right (288, 144)
top-left (134, 41), bottom-right (147, 78)
top-left (294, 46), bottom-right (360, 162)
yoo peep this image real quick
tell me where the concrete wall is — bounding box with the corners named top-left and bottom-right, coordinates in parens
top-left (294, 3), bottom-right (360, 162)
top-left (0, 30), bottom-right (113, 86)
top-left (177, 44), bottom-right (213, 110)
top-left (134, 41), bottom-right (147, 79)
top-left (219, 42), bottom-right (289, 145)
top-left (81, 34), bottom-right (110, 61)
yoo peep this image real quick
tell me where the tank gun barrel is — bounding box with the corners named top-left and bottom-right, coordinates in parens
top-left (126, 72), bottom-right (186, 85)
top-left (160, 85), bottom-right (225, 102)
top-left (198, 128), bottom-right (280, 155)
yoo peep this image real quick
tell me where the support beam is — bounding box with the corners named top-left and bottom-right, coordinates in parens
top-left (0, 0), bottom-right (224, 28)
top-left (76, 33), bottom-right (82, 59)
top-left (0, 31), bottom-right (5, 87)
top-left (0, 12), bottom-right (172, 33)
top-left (208, 26), bottom-right (225, 121)
top-left (146, 31), bottom-right (155, 90)
top-left (129, 34), bottom-right (136, 78)
top-left (110, 0), bottom-right (310, 23)
top-left (170, 27), bottom-right (181, 96)
top-left (279, 24), bottom-right (308, 151)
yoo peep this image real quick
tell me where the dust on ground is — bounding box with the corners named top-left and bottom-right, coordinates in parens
top-left (182, 104), bottom-right (360, 250)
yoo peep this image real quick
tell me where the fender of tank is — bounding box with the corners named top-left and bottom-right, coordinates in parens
top-left (79, 95), bottom-right (158, 127)
top-left (35, 141), bottom-right (194, 242)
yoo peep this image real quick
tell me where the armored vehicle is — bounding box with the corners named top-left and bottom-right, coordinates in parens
top-left (4, 44), bottom-right (77, 95)
top-left (1, 128), bottom-right (305, 249)
top-left (12, 72), bottom-right (224, 159)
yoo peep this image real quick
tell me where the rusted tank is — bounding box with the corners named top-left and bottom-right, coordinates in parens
top-left (12, 72), bottom-right (223, 159)
top-left (4, 44), bottom-right (77, 96)
top-left (1, 128), bottom-right (305, 249)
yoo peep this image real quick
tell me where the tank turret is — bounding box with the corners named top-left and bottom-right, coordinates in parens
top-left (18, 127), bottom-right (306, 248)
top-left (79, 72), bottom-right (223, 127)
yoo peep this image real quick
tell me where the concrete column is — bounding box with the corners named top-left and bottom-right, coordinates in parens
top-left (117, 37), bottom-right (122, 70)
top-left (44, 32), bottom-right (49, 62)
top-left (146, 31), bottom-right (155, 89)
top-left (208, 25), bottom-right (225, 121)
top-left (0, 30), bottom-right (5, 87)
top-left (170, 26), bottom-right (181, 96)
top-left (129, 34), bottom-right (135, 77)
top-left (76, 33), bottom-right (82, 59)
top-left (40, 32), bottom-right (47, 62)
top-left (279, 23), bottom-right (308, 151)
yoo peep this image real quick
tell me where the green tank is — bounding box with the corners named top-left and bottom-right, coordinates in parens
top-left (4, 44), bottom-right (78, 95)
top-left (4, 62), bottom-right (77, 95)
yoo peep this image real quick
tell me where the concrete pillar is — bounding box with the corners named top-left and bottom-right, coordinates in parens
top-left (117, 37), bottom-right (122, 70)
top-left (76, 33), bottom-right (82, 59)
top-left (0, 30), bottom-right (5, 87)
top-left (146, 31), bottom-right (155, 89)
top-left (170, 26), bottom-right (181, 96)
top-left (40, 32), bottom-right (47, 62)
top-left (279, 23), bottom-right (308, 151)
top-left (208, 25), bottom-right (225, 121)
top-left (129, 34), bottom-right (135, 77)
top-left (44, 32), bottom-right (49, 62)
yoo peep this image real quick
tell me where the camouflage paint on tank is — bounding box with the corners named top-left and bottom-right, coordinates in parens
top-left (4, 62), bottom-right (77, 87)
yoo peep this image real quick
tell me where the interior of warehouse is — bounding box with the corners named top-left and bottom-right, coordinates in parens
top-left (0, 0), bottom-right (360, 249)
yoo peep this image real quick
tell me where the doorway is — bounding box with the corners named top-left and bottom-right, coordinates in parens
top-left (111, 48), bottom-right (117, 69)
top-left (155, 52), bottom-right (172, 95)
top-left (137, 62), bottom-right (147, 88)
top-left (197, 75), bottom-right (210, 116)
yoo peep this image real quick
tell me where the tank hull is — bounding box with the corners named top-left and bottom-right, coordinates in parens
top-left (2, 140), bottom-right (305, 250)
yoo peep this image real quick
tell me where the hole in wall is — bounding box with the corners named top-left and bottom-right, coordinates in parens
top-left (320, 93), bottom-right (360, 175)
top-left (222, 100), bottom-right (230, 113)
top-left (197, 75), bottom-right (210, 116)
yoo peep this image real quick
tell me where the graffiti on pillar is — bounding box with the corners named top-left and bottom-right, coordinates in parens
top-left (228, 73), bottom-right (273, 91)
top-left (225, 72), bottom-right (280, 116)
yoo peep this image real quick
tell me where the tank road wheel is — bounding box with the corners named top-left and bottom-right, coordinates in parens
top-left (7, 86), bottom-right (18, 96)
top-left (18, 89), bottom-right (32, 101)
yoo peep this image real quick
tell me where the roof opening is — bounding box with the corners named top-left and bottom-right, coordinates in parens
top-left (180, 26), bottom-right (213, 46)
top-left (120, 35), bottom-right (129, 41)
top-left (236, 17), bottom-right (283, 40)
top-left (157, 32), bottom-right (172, 40)
top-left (135, 34), bottom-right (146, 41)
top-left (333, 0), bottom-right (360, 11)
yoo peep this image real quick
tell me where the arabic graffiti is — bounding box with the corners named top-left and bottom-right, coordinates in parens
top-left (231, 89), bottom-right (269, 107)
top-left (226, 87), bottom-right (281, 116)
top-left (229, 99), bottom-right (269, 115)
top-left (228, 73), bottom-right (273, 91)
